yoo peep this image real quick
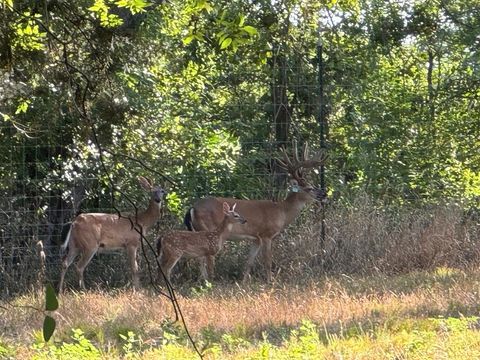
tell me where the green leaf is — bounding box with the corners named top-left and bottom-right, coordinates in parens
top-left (116, 0), bottom-right (151, 14)
top-left (238, 15), bottom-right (245, 27)
top-left (15, 100), bottom-right (30, 114)
top-left (220, 37), bottom-right (232, 49)
top-left (88, 0), bottom-right (108, 13)
top-left (42, 315), bottom-right (56, 342)
top-left (0, 112), bottom-right (10, 122)
top-left (45, 283), bottom-right (59, 311)
top-left (203, 2), bottom-right (213, 13)
top-left (1, 0), bottom-right (14, 8)
top-left (183, 35), bottom-right (194, 45)
top-left (242, 25), bottom-right (257, 35)
top-left (218, 32), bottom-right (229, 44)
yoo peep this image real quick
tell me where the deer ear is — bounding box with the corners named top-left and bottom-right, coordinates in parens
top-left (222, 202), bottom-right (230, 214)
top-left (232, 203), bottom-right (237, 211)
top-left (138, 176), bottom-right (152, 190)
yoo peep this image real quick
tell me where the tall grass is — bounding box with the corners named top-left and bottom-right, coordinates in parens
top-left (2, 195), bottom-right (479, 293)
top-left (270, 195), bottom-right (480, 280)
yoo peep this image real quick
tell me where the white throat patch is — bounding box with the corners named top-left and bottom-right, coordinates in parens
top-left (290, 185), bottom-right (300, 193)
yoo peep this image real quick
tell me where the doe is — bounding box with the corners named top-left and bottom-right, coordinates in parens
top-left (58, 176), bottom-right (167, 293)
top-left (156, 202), bottom-right (246, 283)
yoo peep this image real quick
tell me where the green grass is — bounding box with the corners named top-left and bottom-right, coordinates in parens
top-left (9, 317), bottom-right (480, 359)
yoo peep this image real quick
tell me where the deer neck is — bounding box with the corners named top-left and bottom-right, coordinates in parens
top-left (215, 217), bottom-right (234, 245)
top-left (281, 192), bottom-right (312, 226)
top-left (136, 199), bottom-right (162, 231)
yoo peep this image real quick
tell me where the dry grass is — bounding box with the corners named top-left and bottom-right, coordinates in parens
top-left (2, 196), bottom-right (479, 294)
top-left (2, 266), bottom-right (480, 348)
top-left (271, 197), bottom-right (480, 279)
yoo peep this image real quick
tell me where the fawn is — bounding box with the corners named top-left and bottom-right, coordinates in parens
top-left (157, 202), bottom-right (246, 283)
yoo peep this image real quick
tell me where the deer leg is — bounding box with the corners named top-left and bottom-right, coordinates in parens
top-left (198, 257), bottom-right (208, 280)
top-left (75, 248), bottom-right (97, 290)
top-left (126, 245), bottom-right (140, 290)
top-left (58, 247), bottom-right (79, 293)
top-left (262, 237), bottom-right (273, 283)
top-left (159, 250), bottom-right (181, 284)
top-left (206, 255), bottom-right (215, 281)
top-left (242, 238), bottom-right (262, 283)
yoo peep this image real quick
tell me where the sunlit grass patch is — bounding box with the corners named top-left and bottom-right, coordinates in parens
top-left (7, 316), bottom-right (480, 359)
top-left (0, 340), bottom-right (16, 359)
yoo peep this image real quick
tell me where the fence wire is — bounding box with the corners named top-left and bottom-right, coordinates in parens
top-left (2, 36), bottom-right (478, 299)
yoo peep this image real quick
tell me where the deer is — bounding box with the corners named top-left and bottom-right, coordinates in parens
top-left (58, 176), bottom-right (167, 293)
top-left (184, 141), bottom-right (327, 283)
top-left (156, 202), bottom-right (246, 283)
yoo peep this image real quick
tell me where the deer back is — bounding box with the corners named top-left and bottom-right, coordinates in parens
top-left (70, 213), bottom-right (147, 250)
top-left (159, 229), bottom-right (224, 257)
top-left (190, 197), bottom-right (296, 240)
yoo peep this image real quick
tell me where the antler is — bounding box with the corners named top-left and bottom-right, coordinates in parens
top-left (138, 176), bottom-right (153, 190)
top-left (277, 140), bottom-right (327, 184)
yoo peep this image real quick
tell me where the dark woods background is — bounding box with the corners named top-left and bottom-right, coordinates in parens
top-left (1, 0), bottom-right (479, 296)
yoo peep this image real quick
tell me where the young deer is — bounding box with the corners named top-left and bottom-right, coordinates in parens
top-left (184, 141), bottom-right (327, 283)
top-left (157, 202), bottom-right (246, 283)
top-left (58, 177), bottom-right (167, 293)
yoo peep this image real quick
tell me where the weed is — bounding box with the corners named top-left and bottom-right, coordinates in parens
top-left (119, 330), bottom-right (143, 358)
top-left (31, 328), bottom-right (101, 360)
top-left (190, 280), bottom-right (213, 297)
top-left (0, 341), bottom-right (16, 359)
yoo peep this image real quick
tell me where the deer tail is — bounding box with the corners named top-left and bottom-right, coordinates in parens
top-left (184, 208), bottom-right (195, 231)
top-left (61, 224), bottom-right (72, 252)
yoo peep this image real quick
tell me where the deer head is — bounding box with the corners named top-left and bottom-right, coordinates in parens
top-left (138, 176), bottom-right (167, 203)
top-left (276, 140), bottom-right (327, 201)
top-left (223, 202), bottom-right (247, 224)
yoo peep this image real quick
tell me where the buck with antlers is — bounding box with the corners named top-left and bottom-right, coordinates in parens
top-left (184, 141), bottom-right (327, 283)
top-left (157, 202), bottom-right (246, 283)
top-left (58, 176), bottom-right (167, 293)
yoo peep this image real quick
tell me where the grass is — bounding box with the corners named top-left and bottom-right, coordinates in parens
top-left (2, 199), bottom-right (479, 358)
top-left (2, 266), bottom-right (480, 359)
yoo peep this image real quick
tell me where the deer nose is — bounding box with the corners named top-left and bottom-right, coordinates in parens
top-left (154, 192), bottom-right (166, 203)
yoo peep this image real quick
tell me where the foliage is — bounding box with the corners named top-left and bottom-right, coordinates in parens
top-left (119, 330), bottom-right (143, 358)
top-left (17, 316), bottom-right (480, 359)
top-left (0, 341), bottom-right (16, 358)
top-left (32, 328), bottom-right (102, 360)
top-left (5, 267), bottom-right (480, 357)
top-left (0, 0), bottom-right (478, 214)
top-left (189, 279), bottom-right (213, 297)
top-left (1, 0), bottom-right (480, 296)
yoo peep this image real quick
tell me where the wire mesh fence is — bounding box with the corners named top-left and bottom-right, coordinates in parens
top-left (2, 31), bottom-right (480, 299)
top-left (0, 40), bottom-right (318, 296)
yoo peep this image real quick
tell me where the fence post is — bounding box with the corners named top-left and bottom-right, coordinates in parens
top-left (317, 36), bottom-right (327, 251)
